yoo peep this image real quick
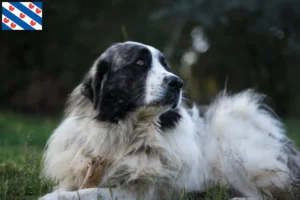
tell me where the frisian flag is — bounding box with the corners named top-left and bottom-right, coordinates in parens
top-left (2, 2), bottom-right (42, 30)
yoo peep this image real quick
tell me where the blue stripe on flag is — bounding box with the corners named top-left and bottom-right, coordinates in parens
top-left (9, 2), bottom-right (42, 25)
top-left (2, 7), bottom-right (35, 30)
top-left (2, 22), bottom-right (12, 30)
top-left (32, 2), bottom-right (42, 9)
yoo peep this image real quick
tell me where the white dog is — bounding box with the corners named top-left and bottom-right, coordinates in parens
top-left (40, 42), bottom-right (300, 200)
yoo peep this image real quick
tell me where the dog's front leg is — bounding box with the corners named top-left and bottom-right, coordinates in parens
top-left (230, 197), bottom-right (263, 200)
top-left (39, 188), bottom-right (135, 200)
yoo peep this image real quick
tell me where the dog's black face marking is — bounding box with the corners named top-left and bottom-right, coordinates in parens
top-left (81, 42), bottom-right (183, 123)
top-left (158, 109), bottom-right (181, 131)
top-left (95, 44), bottom-right (152, 123)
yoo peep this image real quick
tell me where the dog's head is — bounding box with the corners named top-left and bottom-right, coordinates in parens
top-left (81, 41), bottom-right (183, 123)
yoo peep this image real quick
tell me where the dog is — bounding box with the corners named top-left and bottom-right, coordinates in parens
top-left (40, 41), bottom-right (300, 200)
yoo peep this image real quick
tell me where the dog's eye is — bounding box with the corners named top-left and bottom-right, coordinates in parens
top-left (161, 59), bottom-right (167, 67)
top-left (136, 60), bottom-right (145, 66)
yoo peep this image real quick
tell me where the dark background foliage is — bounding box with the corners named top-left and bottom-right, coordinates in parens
top-left (1, 0), bottom-right (300, 118)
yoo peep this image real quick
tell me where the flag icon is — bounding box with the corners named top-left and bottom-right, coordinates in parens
top-left (2, 2), bottom-right (42, 30)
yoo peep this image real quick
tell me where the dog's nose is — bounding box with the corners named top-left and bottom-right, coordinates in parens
top-left (166, 76), bottom-right (184, 89)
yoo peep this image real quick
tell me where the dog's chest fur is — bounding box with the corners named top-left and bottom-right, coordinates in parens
top-left (46, 92), bottom-right (202, 191)
top-left (82, 112), bottom-right (188, 187)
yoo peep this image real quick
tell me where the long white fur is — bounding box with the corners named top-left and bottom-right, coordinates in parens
top-left (40, 43), bottom-right (293, 200)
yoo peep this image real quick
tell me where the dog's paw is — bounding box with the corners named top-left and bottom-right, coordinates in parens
top-left (80, 156), bottom-right (107, 189)
top-left (38, 192), bottom-right (57, 200)
top-left (38, 190), bottom-right (70, 200)
top-left (89, 156), bottom-right (107, 167)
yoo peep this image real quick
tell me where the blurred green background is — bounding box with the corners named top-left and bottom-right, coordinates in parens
top-left (1, 0), bottom-right (300, 199)
top-left (1, 0), bottom-right (300, 117)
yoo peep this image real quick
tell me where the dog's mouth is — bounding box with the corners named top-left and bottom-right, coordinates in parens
top-left (151, 88), bottom-right (181, 109)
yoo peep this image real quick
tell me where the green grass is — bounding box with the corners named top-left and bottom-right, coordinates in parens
top-left (0, 112), bottom-right (300, 200)
top-left (0, 112), bottom-right (58, 200)
top-left (0, 112), bottom-right (58, 148)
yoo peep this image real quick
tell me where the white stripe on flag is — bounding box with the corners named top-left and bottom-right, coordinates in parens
top-left (2, 14), bottom-right (24, 30)
top-left (20, 2), bottom-right (42, 18)
top-left (2, 2), bottom-right (42, 30)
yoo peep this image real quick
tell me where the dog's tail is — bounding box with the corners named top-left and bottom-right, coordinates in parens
top-left (203, 89), bottom-right (300, 197)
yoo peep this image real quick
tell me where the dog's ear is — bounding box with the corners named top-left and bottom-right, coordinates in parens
top-left (81, 59), bottom-right (109, 109)
top-left (81, 75), bottom-right (94, 102)
top-left (92, 59), bottom-right (109, 109)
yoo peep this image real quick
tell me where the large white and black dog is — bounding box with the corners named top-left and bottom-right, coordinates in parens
top-left (40, 42), bottom-right (300, 200)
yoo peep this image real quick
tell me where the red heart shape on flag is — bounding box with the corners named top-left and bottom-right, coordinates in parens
top-left (29, 3), bottom-right (34, 9)
top-left (9, 5), bottom-right (15, 11)
top-left (20, 13), bottom-right (25, 19)
top-left (11, 22), bottom-right (16, 28)
top-left (36, 8), bottom-right (41, 14)
top-left (4, 18), bottom-right (9, 23)
top-left (30, 20), bottom-right (36, 26)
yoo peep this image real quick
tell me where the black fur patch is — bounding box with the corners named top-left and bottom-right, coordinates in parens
top-left (158, 109), bottom-right (181, 131)
top-left (95, 43), bottom-right (153, 123)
